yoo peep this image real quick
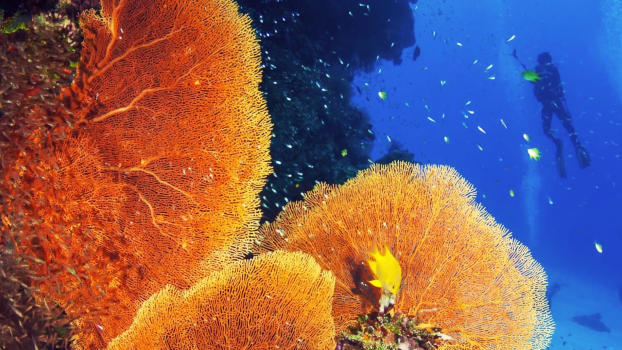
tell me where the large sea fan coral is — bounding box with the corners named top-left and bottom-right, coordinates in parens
top-left (259, 162), bottom-right (554, 349)
top-left (106, 251), bottom-right (336, 350)
top-left (1, 0), bottom-right (272, 347)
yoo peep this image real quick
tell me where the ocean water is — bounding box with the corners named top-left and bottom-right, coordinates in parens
top-left (351, 0), bottom-right (622, 348)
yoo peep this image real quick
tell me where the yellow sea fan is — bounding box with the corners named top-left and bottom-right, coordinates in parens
top-left (106, 251), bottom-right (336, 349)
top-left (258, 161), bottom-right (554, 349)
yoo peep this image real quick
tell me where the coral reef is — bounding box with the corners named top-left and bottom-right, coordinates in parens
top-left (338, 312), bottom-right (446, 350)
top-left (239, 4), bottom-right (373, 220)
top-left (106, 251), bottom-right (336, 350)
top-left (0, 0), bottom-right (58, 18)
top-left (259, 161), bottom-right (555, 349)
top-left (1, 20), bottom-right (79, 348)
top-left (253, 50), bottom-right (374, 220)
top-left (0, 250), bottom-right (73, 349)
top-left (239, 0), bottom-right (416, 70)
top-left (236, 0), bottom-right (418, 221)
top-left (0, 11), bottom-right (80, 121)
top-left (57, 0), bottom-right (101, 18)
top-left (1, 1), bottom-right (555, 349)
top-left (1, 0), bottom-right (271, 347)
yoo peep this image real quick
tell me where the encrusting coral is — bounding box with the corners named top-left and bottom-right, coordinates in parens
top-left (106, 251), bottom-right (336, 350)
top-left (259, 161), bottom-right (554, 349)
top-left (1, 0), bottom-right (272, 347)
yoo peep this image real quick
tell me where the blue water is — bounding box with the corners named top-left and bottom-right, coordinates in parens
top-left (351, 0), bottom-right (622, 345)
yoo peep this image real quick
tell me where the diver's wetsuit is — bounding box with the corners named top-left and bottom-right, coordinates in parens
top-left (533, 54), bottom-right (590, 177)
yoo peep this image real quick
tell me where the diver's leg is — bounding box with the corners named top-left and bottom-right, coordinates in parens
top-left (555, 101), bottom-right (590, 168)
top-left (542, 105), bottom-right (562, 148)
top-left (542, 105), bottom-right (554, 139)
top-left (554, 101), bottom-right (579, 147)
top-left (542, 105), bottom-right (566, 177)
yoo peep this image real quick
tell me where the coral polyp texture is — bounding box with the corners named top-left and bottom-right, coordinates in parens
top-left (259, 162), bottom-right (554, 349)
top-left (1, 0), bottom-right (271, 347)
top-left (106, 251), bottom-right (336, 350)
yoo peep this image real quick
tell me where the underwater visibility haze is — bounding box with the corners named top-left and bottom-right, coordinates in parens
top-left (0, 0), bottom-right (620, 349)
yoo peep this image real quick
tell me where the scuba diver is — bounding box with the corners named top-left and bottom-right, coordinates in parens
top-left (524, 52), bottom-right (590, 178)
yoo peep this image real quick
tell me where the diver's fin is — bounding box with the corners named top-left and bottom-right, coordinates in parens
top-left (557, 155), bottom-right (567, 178)
top-left (576, 146), bottom-right (591, 169)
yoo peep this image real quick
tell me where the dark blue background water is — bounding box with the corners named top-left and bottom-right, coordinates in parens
top-left (351, 1), bottom-right (622, 294)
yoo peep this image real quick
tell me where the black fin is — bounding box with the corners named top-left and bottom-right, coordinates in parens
top-left (576, 146), bottom-right (591, 169)
top-left (557, 156), bottom-right (567, 178)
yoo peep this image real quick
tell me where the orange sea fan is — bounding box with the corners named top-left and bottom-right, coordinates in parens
top-left (106, 250), bottom-right (336, 350)
top-left (1, 0), bottom-right (271, 347)
top-left (259, 162), bottom-right (554, 349)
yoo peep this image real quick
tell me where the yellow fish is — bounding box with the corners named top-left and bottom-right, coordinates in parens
top-left (368, 246), bottom-right (402, 312)
top-left (378, 91), bottom-right (387, 100)
top-left (522, 70), bottom-right (541, 82)
top-left (341, 149), bottom-right (348, 157)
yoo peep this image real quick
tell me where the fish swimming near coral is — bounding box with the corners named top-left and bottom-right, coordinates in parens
top-left (368, 246), bottom-right (402, 313)
top-left (571, 313), bottom-right (611, 333)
